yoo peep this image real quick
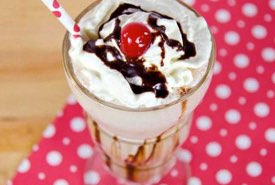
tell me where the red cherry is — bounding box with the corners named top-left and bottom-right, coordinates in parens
top-left (121, 22), bottom-right (151, 58)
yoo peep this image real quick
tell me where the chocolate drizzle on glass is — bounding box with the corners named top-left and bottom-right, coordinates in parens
top-left (88, 101), bottom-right (189, 182)
top-left (91, 119), bottom-right (184, 182)
top-left (83, 3), bottom-right (196, 98)
top-left (92, 121), bottom-right (101, 144)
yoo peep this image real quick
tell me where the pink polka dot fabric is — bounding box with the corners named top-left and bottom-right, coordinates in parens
top-left (10, 0), bottom-right (274, 185)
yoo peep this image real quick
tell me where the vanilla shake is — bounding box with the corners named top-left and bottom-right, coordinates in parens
top-left (63, 0), bottom-right (215, 183)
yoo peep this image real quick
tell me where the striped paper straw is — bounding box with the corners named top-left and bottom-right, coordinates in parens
top-left (41, 0), bottom-right (81, 37)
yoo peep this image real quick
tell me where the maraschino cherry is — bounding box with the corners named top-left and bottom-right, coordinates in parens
top-left (121, 22), bottom-right (152, 58)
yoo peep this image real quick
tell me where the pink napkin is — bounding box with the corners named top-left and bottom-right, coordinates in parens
top-left (10, 0), bottom-right (274, 184)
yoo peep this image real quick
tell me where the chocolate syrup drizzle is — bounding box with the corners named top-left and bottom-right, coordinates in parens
top-left (90, 101), bottom-right (188, 181)
top-left (92, 120), bottom-right (180, 181)
top-left (83, 3), bottom-right (196, 98)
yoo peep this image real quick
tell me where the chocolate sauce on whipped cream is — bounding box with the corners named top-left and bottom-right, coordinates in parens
top-left (83, 3), bottom-right (196, 98)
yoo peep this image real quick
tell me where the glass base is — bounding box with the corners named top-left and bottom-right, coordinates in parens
top-left (84, 149), bottom-right (191, 185)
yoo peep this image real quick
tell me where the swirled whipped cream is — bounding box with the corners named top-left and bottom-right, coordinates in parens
top-left (69, 0), bottom-right (212, 108)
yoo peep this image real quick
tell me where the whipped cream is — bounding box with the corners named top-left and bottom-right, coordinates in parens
top-left (69, 0), bottom-right (212, 108)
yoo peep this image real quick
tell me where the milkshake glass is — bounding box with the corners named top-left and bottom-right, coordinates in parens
top-left (62, 0), bottom-right (215, 184)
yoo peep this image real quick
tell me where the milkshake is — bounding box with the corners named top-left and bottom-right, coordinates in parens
top-left (62, 0), bottom-right (215, 183)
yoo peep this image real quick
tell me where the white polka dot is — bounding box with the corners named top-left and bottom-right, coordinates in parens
top-left (262, 47), bottom-right (275, 62)
top-left (200, 4), bottom-right (210, 12)
top-left (216, 169), bottom-right (232, 184)
top-left (225, 109), bottom-right (241, 124)
top-left (206, 142), bottom-right (222, 157)
top-left (272, 176), bottom-right (275, 183)
top-left (242, 3), bottom-right (258, 17)
top-left (246, 162), bottom-right (262, 177)
top-left (260, 148), bottom-right (268, 156)
top-left (200, 163), bottom-right (208, 171)
top-left (57, 111), bottom-right (63, 117)
top-left (237, 20), bottom-right (246, 28)
top-left (254, 103), bottom-right (270, 118)
top-left (256, 66), bottom-right (265, 74)
top-left (190, 136), bottom-right (199, 144)
top-left (230, 155), bottom-right (238, 163)
top-left (62, 137), bottom-right (71, 145)
top-left (228, 72), bottom-right (237, 80)
top-left (243, 78), bottom-right (259, 93)
top-left (188, 177), bottom-right (202, 185)
top-left (46, 151), bottom-right (62, 166)
top-left (238, 97), bottom-right (247, 105)
top-left (219, 48), bottom-right (228, 56)
top-left (234, 54), bottom-right (250, 68)
top-left (214, 61), bottom-right (222, 75)
top-left (225, 31), bottom-right (240, 45)
top-left (265, 128), bottom-right (275, 143)
top-left (183, 0), bottom-right (196, 6)
top-left (177, 149), bottom-right (192, 163)
top-left (252, 25), bottom-right (267, 39)
top-left (84, 171), bottom-right (100, 185)
top-left (70, 117), bottom-right (86, 132)
top-left (32, 144), bottom-right (39, 152)
top-left (246, 42), bottom-right (255, 50)
top-left (228, 0), bottom-right (236, 6)
top-left (53, 179), bottom-right (69, 185)
top-left (70, 165), bottom-right (78, 173)
top-left (264, 14), bottom-right (272, 22)
top-left (210, 103), bottom-right (218, 111)
top-left (38, 172), bottom-right (46, 180)
top-left (211, 26), bottom-right (219, 34)
top-left (43, 124), bottom-right (56, 138)
top-left (196, 116), bottom-right (212, 131)
top-left (249, 122), bottom-right (257, 130)
top-left (220, 129), bottom-right (228, 137)
top-left (18, 159), bottom-right (30, 173)
top-left (215, 9), bottom-right (231, 23)
top-left (270, 0), bottom-right (275, 10)
top-left (235, 135), bottom-right (252, 150)
top-left (67, 95), bottom-right (77, 105)
top-left (267, 90), bottom-right (275, 98)
top-left (170, 169), bottom-right (178, 177)
top-left (215, 84), bottom-right (231, 99)
top-left (77, 144), bottom-right (93, 159)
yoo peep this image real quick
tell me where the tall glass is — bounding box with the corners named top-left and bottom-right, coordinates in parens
top-left (62, 1), bottom-right (215, 184)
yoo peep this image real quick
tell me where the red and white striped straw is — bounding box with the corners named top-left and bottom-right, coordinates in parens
top-left (41, 0), bottom-right (81, 38)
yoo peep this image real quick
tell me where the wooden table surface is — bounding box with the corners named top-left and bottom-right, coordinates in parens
top-left (0, 1), bottom-right (91, 184)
